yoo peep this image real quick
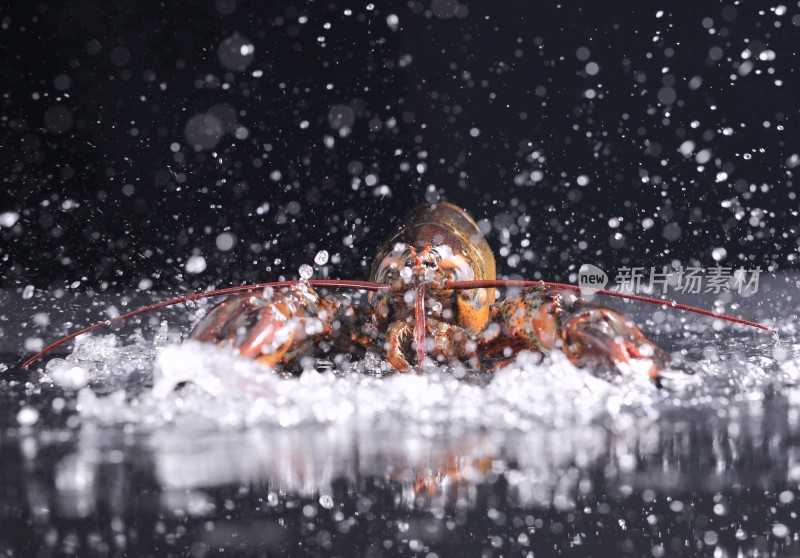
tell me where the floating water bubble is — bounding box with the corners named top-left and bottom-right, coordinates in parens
top-left (663, 222), bottom-right (681, 241)
top-left (314, 250), bottom-right (329, 265)
top-left (215, 233), bottom-right (237, 251)
top-left (256, 202), bottom-right (270, 215)
top-left (53, 73), bottom-right (71, 91)
top-left (185, 256), bottom-right (207, 274)
top-left (109, 45), bottom-right (131, 66)
top-left (299, 264), bottom-right (314, 280)
top-left (16, 407), bottom-right (40, 426)
top-left (44, 105), bottom-right (73, 134)
top-left (215, 0), bottom-right (236, 15)
top-left (319, 494), bottom-right (334, 509)
top-left (657, 86), bottom-right (676, 105)
top-left (327, 105), bottom-right (355, 131)
top-left (24, 337), bottom-right (43, 352)
top-left (772, 523), bottom-right (789, 538)
top-left (207, 103), bottom-right (238, 132)
top-left (0, 212), bottom-right (19, 228)
top-left (85, 39), bottom-right (101, 55)
top-left (758, 50), bottom-right (776, 61)
top-left (184, 113), bottom-right (223, 151)
top-left (430, 0), bottom-right (454, 18)
top-left (678, 140), bottom-right (695, 157)
top-left (217, 34), bottom-right (255, 71)
top-left (696, 149), bottom-right (712, 164)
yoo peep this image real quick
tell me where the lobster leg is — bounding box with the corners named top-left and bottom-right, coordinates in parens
top-left (385, 318), bottom-right (479, 371)
top-left (188, 286), bottom-right (349, 368)
top-left (428, 320), bottom-right (480, 369)
top-left (385, 321), bottom-right (414, 371)
top-left (492, 285), bottom-right (670, 380)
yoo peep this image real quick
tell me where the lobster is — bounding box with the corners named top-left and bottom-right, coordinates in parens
top-left (23, 203), bottom-right (774, 382)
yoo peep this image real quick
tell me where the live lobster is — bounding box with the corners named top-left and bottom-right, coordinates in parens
top-left (23, 203), bottom-right (774, 382)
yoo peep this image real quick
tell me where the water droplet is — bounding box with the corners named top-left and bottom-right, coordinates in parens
top-left (22, 285), bottom-right (34, 299)
top-left (0, 212), bottom-right (20, 228)
top-left (327, 105), bottom-right (355, 131)
top-left (184, 112), bottom-right (223, 151)
top-left (215, 0), bottom-right (236, 15)
top-left (217, 34), bottom-right (254, 72)
top-left (16, 407), bottom-right (39, 426)
top-left (772, 523), bottom-right (789, 538)
top-left (314, 250), bottom-right (329, 265)
top-left (44, 105), bottom-right (74, 134)
top-left (185, 256), bottom-right (207, 274)
top-left (215, 233), bottom-right (237, 251)
top-left (299, 264), bottom-right (314, 280)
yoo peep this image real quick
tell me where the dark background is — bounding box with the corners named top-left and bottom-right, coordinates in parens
top-left (1, 0), bottom-right (798, 294)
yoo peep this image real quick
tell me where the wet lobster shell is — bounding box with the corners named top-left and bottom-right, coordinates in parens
top-left (369, 202), bottom-right (497, 335)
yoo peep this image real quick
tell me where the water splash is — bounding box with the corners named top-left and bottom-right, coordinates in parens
top-left (34, 308), bottom-right (799, 432)
top-left (43, 333), bottom-right (662, 430)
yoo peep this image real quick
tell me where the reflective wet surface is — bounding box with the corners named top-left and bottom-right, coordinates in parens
top-left (4, 392), bottom-right (800, 556)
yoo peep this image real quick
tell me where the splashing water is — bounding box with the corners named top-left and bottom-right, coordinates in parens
top-left (33, 311), bottom-right (795, 432)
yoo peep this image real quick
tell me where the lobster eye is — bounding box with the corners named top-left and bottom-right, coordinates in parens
top-left (405, 261), bottom-right (413, 268)
top-left (425, 261), bottom-right (437, 268)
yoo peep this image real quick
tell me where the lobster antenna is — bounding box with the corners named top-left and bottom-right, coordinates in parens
top-left (447, 279), bottom-right (776, 334)
top-left (414, 284), bottom-right (426, 372)
top-left (21, 279), bottom-right (390, 370)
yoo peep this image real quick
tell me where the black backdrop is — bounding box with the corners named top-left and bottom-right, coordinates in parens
top-left (1, 0), bottom-right (797, 293)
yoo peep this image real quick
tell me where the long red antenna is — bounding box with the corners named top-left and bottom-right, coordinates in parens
top-left (447, 280), bottom-right (776, 334)
top-left (23, 277), bottom-right (775, 371)
top-left (21, 279), bottom-right (390, 369)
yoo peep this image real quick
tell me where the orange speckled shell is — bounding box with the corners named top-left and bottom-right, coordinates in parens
top-left (371, 202), bottom-right (496, 334)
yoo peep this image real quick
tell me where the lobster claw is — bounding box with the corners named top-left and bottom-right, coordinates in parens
top-left (558, 306), bottom-right (670, 382)
top-left (187, 289), bottom-right (340, 368)
top-left (188, 293), bottom-right (295, 367)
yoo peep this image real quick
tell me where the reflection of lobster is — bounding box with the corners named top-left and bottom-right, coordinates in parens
top-left (24, 203), bottom-right (774, 381)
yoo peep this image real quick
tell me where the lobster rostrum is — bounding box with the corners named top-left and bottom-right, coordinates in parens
top-left (24, 203), bottom-right (775, 382)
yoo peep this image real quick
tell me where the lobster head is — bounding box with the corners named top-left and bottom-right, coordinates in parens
top-left (369, 242), bottom-right (494, 335)
top-left (372, 243), bottom-right (475, 287)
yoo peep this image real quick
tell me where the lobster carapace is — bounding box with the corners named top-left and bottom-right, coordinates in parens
top-left (189, 203), bottom-right (661, 378)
